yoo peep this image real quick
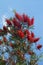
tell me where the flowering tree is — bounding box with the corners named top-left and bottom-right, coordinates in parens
top-left (0, 11), bottom-right (43, 65)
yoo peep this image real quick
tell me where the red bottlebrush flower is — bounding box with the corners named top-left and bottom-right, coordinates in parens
top-left (0, 40), bottom-right (2, 45)
top-left (9, 42), bottom-right (14, 48)
top-left (28, 18), bottom-right (34, 26)
top-left (3, 26), bottom-right (8, 32)
top-left (28, 51), bottom-right (34, 55)
top-left (31, 32), bottom-right (35, 38)
top-left (12, 18), bottom-right (21, 28)
top-left (6, 19), bottom-right (12, 26)
top-left (34, 38), bottom-right (40, 43)
top-left (3, 37), bottom-right (7, 42)
top-left (23, 14), bottom-right (28, 22)
top-left (18, 30), bottom-right (24, 38)
top-left (37, 44), bottom-right (42, 50)
top-left (31, 18), bottom-right (34, 26)
top-left (27, 35), bottom-right (34, 43)
top-left (28, 21), bottom-right (31, 26)
top-left (24, 29), bottom-right (31, 36)
top-left (15, 12), bottom-right (23, 21)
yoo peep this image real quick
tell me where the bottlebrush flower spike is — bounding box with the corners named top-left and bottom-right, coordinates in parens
top-left (27, 17), bottom-right (34, 26)
top-left (27, 35), bottom-right (34, 43)
top-left (15, 12), bottom-right (23, 21)
top-left (31, 17), bottom-right (34, 26)
top-left (3, 26), bottom-right (8, 32)
top-left (12, 18), bottom-right (21, 28)
top-left (34, 38), bottom-right (40, 43)
top-left (23, 14), bottom-right (28, 22)
top-left (17, 30), bottom-right (24, 38)
top-left (6, 19), bottom-right (12, 26)
top-left (37, 44), bottom-right (42, 50)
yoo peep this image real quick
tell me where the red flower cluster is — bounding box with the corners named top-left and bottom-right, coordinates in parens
top-left (27, 33), bottom-right (40, 43)
top-left (15, 12), bottom-right (34, 26)
top-left (26, 30), bottom-right (40, 43)
top-left (12, 18), bottom-right (21, 28)
top-left (5, 12), bottom-right (34, 28)
top-left (17, 30), bottom-right (24, 39)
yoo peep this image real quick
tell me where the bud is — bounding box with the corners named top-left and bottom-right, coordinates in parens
top-left (15, 12), bottom-right (23, 21)
top-left (37, 44), bottom-right (42, 50)
top-left (3, 26), bottom-right (8, 32)
top-left (34, 38), bottom-right (40, 43)
top-left (6, 19), bottom-right (12, 26)
top-left (31, 18), bottom-right (34, 26)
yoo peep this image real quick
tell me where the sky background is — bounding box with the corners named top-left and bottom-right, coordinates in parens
top-left (0, 0), bottom-right (43, 65)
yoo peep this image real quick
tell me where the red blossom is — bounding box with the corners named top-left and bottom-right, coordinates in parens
top-left (27, 17), bottom-right (34, 26)
top-left (6, 19), bottom-right (12, 26)
top-left (15, 12), bottom-right (23, 21)
top-left (31, 32), bottom-right (35, 38)
top-left (31, 18), bottom-right (34, 26)
top-left (34, 38), bottom-right (40, 43)
top-left (27, 35), bottom-right (34, 43)
top-left (23, 14), bottom-right (28, 22)
top-left (37, 44), bottom-right (42, 50)
top-left (12, 18), bottom-right (21, 28)
top-left (18, 30), bottom-right (24, 38)
top-left (3, 26), bottom-right (8, 32)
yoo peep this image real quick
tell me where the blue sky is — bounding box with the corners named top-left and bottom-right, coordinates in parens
top-left (0, 0), bottom-right (43, 65)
